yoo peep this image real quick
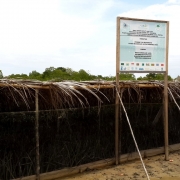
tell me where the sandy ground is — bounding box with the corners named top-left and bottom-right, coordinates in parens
top-left (61, 150), bottom-right (180, 180)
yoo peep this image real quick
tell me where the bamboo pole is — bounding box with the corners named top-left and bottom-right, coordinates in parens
top-left (35, 89), bottom-right (40, 180)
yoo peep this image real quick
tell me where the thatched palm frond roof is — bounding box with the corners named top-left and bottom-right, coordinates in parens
top-left (0, 79), bottom-right (180, 112)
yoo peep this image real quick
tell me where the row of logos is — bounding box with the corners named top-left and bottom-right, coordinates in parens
top-left (120, 66), bottom-right (165, 71)
top-left (121, 63), bottom-right (164, 66)
top-left (122, 22), bottom-right (161, 30)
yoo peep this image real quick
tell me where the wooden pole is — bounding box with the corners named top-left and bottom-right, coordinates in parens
top-left (115, 96), bottom-right (119, 165)
top-left (164, 72), bottom-right (168, 160)
top-left (164, 21), bottom-right (169, 161)
top-left (119, 94), bottom-right (122, 159)
top-left (115, 17), bottom-right (120, 165)
top-left (35, 89), bottom-right (40, 180)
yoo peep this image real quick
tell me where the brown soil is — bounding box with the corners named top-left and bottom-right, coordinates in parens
top-left (60, 150), bottom-right (180, 180)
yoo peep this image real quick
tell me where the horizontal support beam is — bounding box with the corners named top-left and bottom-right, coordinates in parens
top-left (0, 82), bottom-right (161, 90)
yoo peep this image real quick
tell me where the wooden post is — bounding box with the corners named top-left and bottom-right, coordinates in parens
top-left (164, 72), bottom-right (168, 160)
top-left (119, 93), bottom-right (122, 159)
top-left (164, 21), bottom-right (169, 161)
top-left (115, 17), bottom-right (120, 165)
top-left (35, 89), bottom-right (40, 180)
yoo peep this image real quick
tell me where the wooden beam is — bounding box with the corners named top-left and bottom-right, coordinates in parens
top-left (0, 82), bottom-right (163, 90)
top-left (0, 83), bottom-right (50, 89)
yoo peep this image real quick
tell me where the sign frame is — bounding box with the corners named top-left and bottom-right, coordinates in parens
top-left (115, 17), bottom-right (169, 165)
top-left (117, 17), bottom-right (169, 74)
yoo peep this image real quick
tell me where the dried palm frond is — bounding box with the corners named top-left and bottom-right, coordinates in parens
top-left (1, 79), bottom-right (180, 112)
top-left (0, 79), bottom-right (109, 111)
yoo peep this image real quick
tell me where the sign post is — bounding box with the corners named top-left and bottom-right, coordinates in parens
top-left (164, 21), bottom-right (169, 160)
top-left (115, 17), bottom-right (169, 163)
top-left (115, 17), bottom-right (120, 165)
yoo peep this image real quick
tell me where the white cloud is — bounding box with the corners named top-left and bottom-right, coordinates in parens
top-left (0, 0), bottom-right (97, 55)
top-left (0, 0), bottom-right (116, 76)
top-left (168, 0), bottom-right (180, 4)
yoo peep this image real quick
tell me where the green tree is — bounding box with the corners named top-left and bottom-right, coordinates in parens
top-left (8, 73), bottom-right (28, 79)
top-left (175, 75), bottom-right (180, 82)
top-left (78, 69), bottom-right (92, 81)
top-left (42, 67), bottom-right (56, 80)
top-left (136, 76), bottom-right (144, 81)
top-left (66, 68), bottom-right (74, 75)
top-left (0, 70), bottom-right (3, 78)
top-left (42, 67), bottom-right (73, 81)
top-left (119, 73), bottom-right (136, 80)
top-left (57, 67), bottom-right (66, 72)
top-left (29, 71), bottom-right (42, 80)
top-left (137, 73), bottom-right (173, 81)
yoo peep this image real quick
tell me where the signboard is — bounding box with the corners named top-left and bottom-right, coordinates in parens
top-left (118, 18), bottom-right (168, 73)
top-left (115, 17), bottom-right (170, 164)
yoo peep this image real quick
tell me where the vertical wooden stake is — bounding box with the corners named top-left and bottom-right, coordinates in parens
top-left (115, 17), bottom-right (120, 165)
top-left (35, 89), bottom-right (40, 180)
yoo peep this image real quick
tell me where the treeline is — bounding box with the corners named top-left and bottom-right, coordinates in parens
top-left (137, 73), bottom-right (173, 81)
top-left (1, 67), bottom-right (136, 81)
top-left (0, 67), bottom-right (173, 81)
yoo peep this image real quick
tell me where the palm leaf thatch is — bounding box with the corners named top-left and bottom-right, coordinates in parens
top-left (0, 79), bottom-right (110, 111)
top-left (1, 79), bottom-right (180, 111)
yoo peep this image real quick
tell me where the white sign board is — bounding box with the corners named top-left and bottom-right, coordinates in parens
top-left (119, 18), bottom-right (168, 72)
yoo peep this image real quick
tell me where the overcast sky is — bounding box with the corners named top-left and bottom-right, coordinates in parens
top-left (0, 0), bottom-right (180, 78)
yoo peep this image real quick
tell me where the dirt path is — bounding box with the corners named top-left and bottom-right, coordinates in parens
top-left (60, 150), bottom-right (180, 180)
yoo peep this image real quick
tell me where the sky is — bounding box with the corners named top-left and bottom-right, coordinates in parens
top-left (0, 0), bottom-right (180, 78)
